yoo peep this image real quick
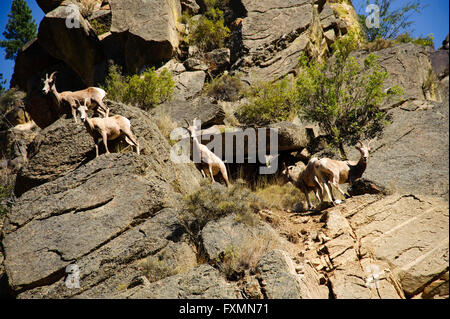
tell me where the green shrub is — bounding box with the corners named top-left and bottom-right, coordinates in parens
top-left (102, 65), bottom-right (174, 110)
top-left (90, 18), bottom-right (109, 35)
top-left (235, 77), bottom-right (298, 126)
top-left (185, 1), bottom-right (231, 52)
top-left (296, 32), bottom-right (402, 158)
top-left (395, 33), bottom-right (434, 47)
top-left (204, 72), bottom-right (243, 101)
top-left (180, 180), bottom-right (262, 255)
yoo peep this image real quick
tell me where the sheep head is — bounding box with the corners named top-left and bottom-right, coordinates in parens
top-left (42, 72), bottom-right (57, 94)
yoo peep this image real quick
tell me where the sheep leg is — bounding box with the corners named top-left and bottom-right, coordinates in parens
top-left (303, 190), bottom-right (312, 210)
top-left (208, 165), bottom-right (216, 184)
top-left (124, 132), bottom-right (140, 155)
top-left (220, 162), bottom-right (230, 187)
top-left (322, 180), bottom-right (335, 204)
top-left (94, 138), bottom-right (100, 158)
top-left (102, 133), bottom-right (110, 154)
top-left (98, 100), bottom-right (109, 117)
top-left (71, 105), bottom-right (78, 123)
top-left (332, 179), bottom-right (347, 201)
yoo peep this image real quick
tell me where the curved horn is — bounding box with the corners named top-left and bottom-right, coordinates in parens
top-left (49, 71), bottom-right (57, 79)
top-left (367, 138), bottom-right (375, 148)
top-left (184, 119), bottom-right (190, 127)
top-left (357, 140), bottom-right (363, 147)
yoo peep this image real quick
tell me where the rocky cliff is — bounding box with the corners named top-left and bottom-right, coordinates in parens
top-left (0, 1), bottom-right (448, 299)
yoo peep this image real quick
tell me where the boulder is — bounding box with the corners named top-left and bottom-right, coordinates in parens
top-left (109, 0), bottom-right (181, 73)
top-left (36, 0), bottom-right (64, 13)
top-left (173, 71), bottom-right (206, 100)
top-left (256, 249), bottom-right (329, 299)
top-left (319, 193), bottom-right (449, 299)
top-left (201, 214), bottom-right (289, 261)
top-left (38, 3), bottom-right (106, 86)
top-left (344, 194), bottom-right (449, 298)
top-left (205, 48), bottom-right (230, 75)
top-left (10, 39), bottom-right (86, 129)
top-left (117, 264), bottom-right (240, 299)
top-left (154, 96), bottom-right (225, 128)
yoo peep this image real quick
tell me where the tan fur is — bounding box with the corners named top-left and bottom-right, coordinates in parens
top-left (314, 140), bottom-right (373, 204)
top-left (77, 100), bottom-right (139, 157)
top-left (281, 158), bottom-right (323, 209)
top-left (186, 119), bottom-right (230, 187)
top-left (43, 72), bottom-right (109, 123)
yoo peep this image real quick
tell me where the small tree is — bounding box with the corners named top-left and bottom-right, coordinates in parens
top-left (0, 0), bottom-right (37, 60)
top-left (296, 32), bottom-right (401, 159)
top-left (357, 0), bottom-right (426, 41)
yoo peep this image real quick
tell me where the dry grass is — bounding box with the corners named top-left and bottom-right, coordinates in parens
top-left (217, 233), bottom-right (279, 280)
top-left (153, 112), bottom-right (179, 141)
top-left (139, 256), bottom-right (178, 283)
top-left (78, 0), bottom-right (101, 18)
top-left (255, 183), bottom-right (305, 211)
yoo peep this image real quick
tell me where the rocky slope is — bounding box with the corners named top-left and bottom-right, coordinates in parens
top-left (0, 1), bottom-right (448, 299)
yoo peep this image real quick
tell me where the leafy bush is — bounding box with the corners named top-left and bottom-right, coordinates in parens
top-left (180, 180), bottom-right (262, 255)
top-left (395, 33), bottom-right (434, 47)
top-left (185, 0), bottom-right (231, 52)
top-left (296, 32), bottom-right (402, 158)
top-left (204, 72), bottom-right (243, 101)
top-left (235, 77), bottom-right (298, 126)
top-left (102, 65), bottom-right (174, 110)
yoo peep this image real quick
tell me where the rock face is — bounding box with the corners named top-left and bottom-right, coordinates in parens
top-left (38, 3), bottom-right (106, 86)
top-left (36, 0), bottom-right (64, 13)
top-left (116, 264), bottom-right (240, 299)
top-left (256, 249), bottom-right (329, 299)
top-left (2, 102), bottom-right (203, 297)
top-left (231, 0), bottom-right (362, 84)
top-left (109, 0), bottom-right (181, 73)
top-left (361, 91), bottom-right (449, 200)
top-left (327, 194), bottom-right (449, 298)
top-left (354, 43), bottom-right (435, 104)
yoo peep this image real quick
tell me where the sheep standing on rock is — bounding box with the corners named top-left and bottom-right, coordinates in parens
top-left (281, 158), bottom-right (324, 210)
top-left (42, 72), bottom-right (109, 123)
top-left (314, 140), bottom-right (373, 205)
top-left (184, 118), bottom-right (230, 187)
top-left (76, 100), bottom-right (139, 157)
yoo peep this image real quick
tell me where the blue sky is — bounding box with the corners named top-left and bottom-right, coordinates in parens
top-left (0, 0), bottom-right (449, 89)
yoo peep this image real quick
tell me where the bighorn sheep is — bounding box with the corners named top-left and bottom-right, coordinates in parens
top-left (42, 72), bottom-right (109, 123)
top-left (314, 140), bottom-right (373, 204)
top-left (184, 119), bottom-right (230, 187)
top-left (76, 99), bottom-right (139, 157)
top-left (281, 158), bottom-right (324, 210)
